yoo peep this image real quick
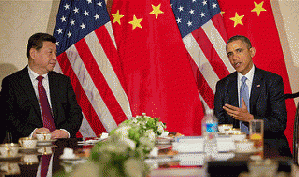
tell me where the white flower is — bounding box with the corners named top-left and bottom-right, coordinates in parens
top-left (157, 122), bottom-right (166, 134)
top-left (132, 118), bottom-right (138, 123)
top-left (139, 137), bottom-right (155, 149)
top-left (149, 147), bottom-right (158, 157)
top-left (119, 136), bottom-right (136, 150)
top-left (157, 125), bottom-right (164, 134)
top-left (114, 126), bottom-right (130, 137)
top-left (110, 114), bottom-right (166, 154)
top-left (144, 130), bottom-right (156, 142)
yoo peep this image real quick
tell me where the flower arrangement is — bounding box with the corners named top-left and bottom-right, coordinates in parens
top-left (60, 113), bottom-right (167, 177)
top-left (110, 113), bottom-right (167, 154)
top-left (90, 113), bottom-right (167, 176)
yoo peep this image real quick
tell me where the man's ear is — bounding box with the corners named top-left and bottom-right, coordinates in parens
top-left (29, 48), bottom-right (36, 59)
top-left (250, 47), bottom-right (256, 58)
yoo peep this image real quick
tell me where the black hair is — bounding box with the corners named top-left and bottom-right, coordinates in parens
top-left (227, 35), bottom-right (252, 49)
top-left (26, 33), bottom-right (56, 59)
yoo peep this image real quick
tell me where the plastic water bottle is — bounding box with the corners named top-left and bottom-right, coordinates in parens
top-left (202, 109), bottom-right (218, 160)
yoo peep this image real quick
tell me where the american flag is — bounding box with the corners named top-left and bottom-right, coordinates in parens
top-left (54, 0), bottom-right (131, 138)
top-left (170, 0), bottom-right (233, 111)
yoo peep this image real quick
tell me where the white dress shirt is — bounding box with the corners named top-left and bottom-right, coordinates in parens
top-left (28, 66), bottom-right (52, 109)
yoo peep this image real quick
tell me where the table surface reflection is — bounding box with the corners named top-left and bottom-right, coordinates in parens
top-left (0, 138), bottom-right (297, 177)
top-left (0, 138), bottom-right (85, 177)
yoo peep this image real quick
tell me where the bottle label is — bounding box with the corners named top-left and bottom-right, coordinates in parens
top-left (206, 123), bottom-right (217, 132)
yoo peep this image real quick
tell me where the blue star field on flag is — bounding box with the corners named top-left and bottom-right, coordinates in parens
top-left (170, 0), bottom-right (221, 38)
top-left (54, 0), bottom-right (110, 55)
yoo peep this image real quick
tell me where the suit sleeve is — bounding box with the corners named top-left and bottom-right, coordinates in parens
top-left (58, 77), bottom-right (83, 137)
top-left (0, 88), bottom-right (7, 143)
top-left (255, 75), bottom-right (287, 134)
top-left (1, 76), bottom-right (38, 142)
top-left (214, 80), bottom-right (228, 124)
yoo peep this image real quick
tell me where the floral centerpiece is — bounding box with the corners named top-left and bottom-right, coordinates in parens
top-left (58, 113), bottom-right (167, 177)
top-left (110, 113), bottom-right (167, 155)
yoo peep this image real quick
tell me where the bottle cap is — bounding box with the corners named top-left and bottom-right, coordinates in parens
top-left (206, 109), bottom-right (214, 116)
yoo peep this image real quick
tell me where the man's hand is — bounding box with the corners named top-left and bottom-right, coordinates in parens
top-left (223, 98), bottom-right (254, 122)
top-left (51, 130), bottom-right (69, 139)
top-left (32, 128), bottom-right (50, 138)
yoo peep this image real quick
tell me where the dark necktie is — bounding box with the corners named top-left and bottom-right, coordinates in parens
top-left (37, 76), bottom-right (56, 132)
top-left (41, 154), bottom-right (52, 177)
top-left (240, 76), bottom-right (249, 133)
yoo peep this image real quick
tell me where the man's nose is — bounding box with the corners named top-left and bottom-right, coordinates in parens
top-left (52, 53), bottom-right (57, 60)
top-left (231, 53), bottom-right (238, 60)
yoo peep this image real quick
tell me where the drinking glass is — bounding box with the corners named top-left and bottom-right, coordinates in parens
top-left (3, 132), bottom-right (12, 144)
top-left (249, 119), bottom-right (264, 158)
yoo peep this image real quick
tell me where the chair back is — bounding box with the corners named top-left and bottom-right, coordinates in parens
top-left (293, 102), bottom-right (299, 164)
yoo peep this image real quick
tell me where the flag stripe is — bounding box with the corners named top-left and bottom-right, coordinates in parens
top-left (192, 27), bottom-right (229, 79)
top-left (74, 37), bottom-right (128, 125)
top-left (94, 24), bottom-right (124, 88)
top-left (211, 14), bottom-right (228, 43)
top-left (57, 52), bottom-right (106, 134)
top-left (54, 61), bottom-right (96, 137)
top-left (104, 21), bottom-right (118, 49)
top-left (92, 27), bottom-right (132, 118)
top-left (183, 34), bottom-right (216, 109)
top-left (183, 34), bottom-right (219, 90)
top-left (79, 114), bottom-right (97, 138)
top-left (201, 20), bottom-right (234, 74)
top-left (187, 13), bottom-right (233, 110)
top-left (196, 69), bottom-right (215, 109)
top-left (64, 44), bottom-right (118, 133)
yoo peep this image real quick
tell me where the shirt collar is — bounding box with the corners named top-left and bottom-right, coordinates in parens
top-left (238, 65), bottom-right (255, 83)
top-left (27, 66), bottom-right (48, 80)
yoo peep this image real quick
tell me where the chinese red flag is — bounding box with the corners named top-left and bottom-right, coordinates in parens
top-left (111, 0), bottom-right (204, 135)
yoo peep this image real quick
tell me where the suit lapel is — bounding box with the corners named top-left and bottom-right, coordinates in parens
top-left (19, 67), bottom-right (42, 126)
top-left (227, 72), bottom-right (239, 107)
top-left (250, 68), bottom-right (263, 113)
top-left (48, 72), bottom-right (57, 121)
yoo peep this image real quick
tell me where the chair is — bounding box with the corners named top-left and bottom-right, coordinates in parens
top-left (284, 92), bottom-right (299, 164)
top-left (285, 92), bottom-right (299, 99)
top-left (293, 102), bottom-right (299, 164)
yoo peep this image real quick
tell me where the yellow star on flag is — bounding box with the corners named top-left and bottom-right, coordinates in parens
top-left (128, 15), bottom-right (142, 30)
top-left (230, 12), bottom-right (244, 27)
top-left (112, 10), bottom-right (124, 25)
top-left (221, 11), bottom-right (225, 15)
top-left (149, 4), bottom-right (164, 19)
top-left (251, 1), bottom-right (267, 16)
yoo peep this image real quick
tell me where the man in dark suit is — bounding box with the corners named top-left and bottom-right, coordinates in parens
top-left (1, 33), bottom-right (83, 142)
top-left (214, 35), bottom-right (292, 157)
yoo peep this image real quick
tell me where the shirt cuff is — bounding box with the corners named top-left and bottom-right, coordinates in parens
top-left (59, 129), bottom-right (71, 138)
top-left (29, 128), bottom-right (38, 138)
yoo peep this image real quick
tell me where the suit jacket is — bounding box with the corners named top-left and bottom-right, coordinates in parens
top-left (1, 67), bottom-right (83, 143)
top-left (214, 67), bottom-right (291, 157)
